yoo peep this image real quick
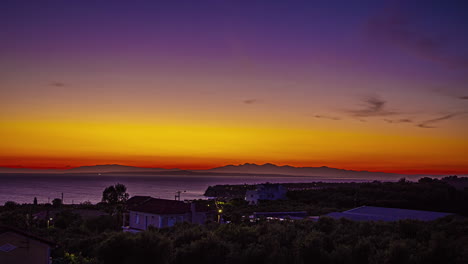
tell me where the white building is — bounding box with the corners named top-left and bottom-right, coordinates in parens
top-left (123, 196), bottom-right (212, 232)
top-left (245, 184), bottom-right (287, 205)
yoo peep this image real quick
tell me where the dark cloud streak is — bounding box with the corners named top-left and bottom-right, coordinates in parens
top-left (243, 99), bottom-right (258, 104)
top-left (346, 96), bottom-right (398, 117)
top-left (314, 115), bottom-right (341, 120)
top-left (417, 112), bottom-right (466, 128)
top-left (384, 118), bottom-right (412, 124)
top-left (50, 82), bottom-right (66, 87)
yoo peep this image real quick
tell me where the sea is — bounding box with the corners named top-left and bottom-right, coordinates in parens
top-left (0, 173), bottom-right (382, 205)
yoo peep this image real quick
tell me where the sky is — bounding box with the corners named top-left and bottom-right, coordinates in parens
top-left (1, 0), bottom-right (468, 174)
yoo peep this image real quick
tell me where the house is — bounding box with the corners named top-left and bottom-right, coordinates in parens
top-left (0, 225), bottom-right (56, 264)
top-left (123, 196), bottom-right (212, 232)
top-left (324, 206), bottom-right (454, 222)
top-left (245, 184), bottom-right (287, 205)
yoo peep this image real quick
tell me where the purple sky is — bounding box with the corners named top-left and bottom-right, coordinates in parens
top-left (1, 0), bottom-right (468, 173)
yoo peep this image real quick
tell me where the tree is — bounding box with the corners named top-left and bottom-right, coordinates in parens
top-left (102, 183), bottom-right (129, 205)
top-left (33, 197), bottom-right (38, 205)
top-left (398, 178), bottom-right (408, 184)
top-left (418, 177), bottom-right (434, 184)
top-left (97, 231), bottom-right (171, 264)
top-left (54, 210), bottom-right (81, 229)
top-left (52, 198), bottom-right (63, 207)
top-left (3, 201), bottom-right (18, 211)
top-left (102, 184), bottom-right (129, 218)
top-left (174, 235), bottom-right (230, 264)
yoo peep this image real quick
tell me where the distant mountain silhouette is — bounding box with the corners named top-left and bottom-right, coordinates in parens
top-left (0, 163), bottom-right (427, 180)
top-left (203, 163), bottom-right (405, 178)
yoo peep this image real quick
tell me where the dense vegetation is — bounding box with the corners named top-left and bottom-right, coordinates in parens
top-left (1, 177), bottom-right (467, 263)
top-left (3, 209), bottom-right (467, 264)
top-left (290, 178), bottom-right (467, 214)
top-left (210, 177), bottom-right (468, 218)
top-left (100, 217), bottom-right (468, 264)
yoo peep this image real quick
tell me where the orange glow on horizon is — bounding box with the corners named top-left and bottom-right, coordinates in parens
top-left (1, 119), bottom-right (467, 175)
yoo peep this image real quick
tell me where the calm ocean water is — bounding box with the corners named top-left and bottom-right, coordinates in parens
top-left (0, 173), bottom-right (373, 204)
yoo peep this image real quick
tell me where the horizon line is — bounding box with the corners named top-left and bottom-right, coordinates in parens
top-left (0, 163), bottom-right (466, 176)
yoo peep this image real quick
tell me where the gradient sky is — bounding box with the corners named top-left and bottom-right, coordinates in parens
top-left (1, 0), bottom-right (468, 174)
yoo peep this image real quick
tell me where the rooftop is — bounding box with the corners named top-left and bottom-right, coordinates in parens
top-left (0, 225), bottom-right (56, 246)
top-left (325, 206), bottom-right (454, 222)
top-left (128, 196), bottom-right (211, 215)
top-left (126, 195), bottom-right (152, 208)
top-left (130, 198), bottom-right (190, 215)
top-left (253, 211), bottom-right (308, 217)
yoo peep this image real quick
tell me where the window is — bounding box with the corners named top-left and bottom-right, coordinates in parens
top-left (0, 243), bottom-right (17, 252)
top-left (168, 217), bottom-right (176, 227)
top-left (135, 214), bottom-right (140, 224)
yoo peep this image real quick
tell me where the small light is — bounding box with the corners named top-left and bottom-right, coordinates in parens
top-left (49, 218), bottom-right (53, 220)
top-left (218, 209), bottom-right (222, 213)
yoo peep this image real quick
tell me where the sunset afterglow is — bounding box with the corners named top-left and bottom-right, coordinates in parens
top-left (1, 1), bottom-right (467, 174)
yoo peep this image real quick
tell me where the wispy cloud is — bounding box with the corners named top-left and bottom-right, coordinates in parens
top-left (243, 99), bottom-right (258, 104)
top-left (417, 112), bottom-right (467, 128)
top-left (50, 82), bottom-right (66, 87)
top-left (384, 118), bottom-right (412, 124)
top-left (367, 7), bottom-right (468, 68)
top-left (345, 96), bottom-right (398, 117)
top-left (314, 115), bottom-right (341, 120)
top-left (432, 87), bottom-right (468, 101)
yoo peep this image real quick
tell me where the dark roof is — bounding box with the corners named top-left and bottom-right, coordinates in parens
top-left (325, 206), bottom-right (454, 222)
top-left (0, 225), bottom-right (56, 246)
top-left (127, 196), bottom-right (152, 208)
top-left (193, 203), bottom-right (211, 213)
top-left (129, 198), bottom-right (191, 215)
top-left (258, 184), bottom-right (284, 190)
top-left (254, 211), bottom-right (308, 218)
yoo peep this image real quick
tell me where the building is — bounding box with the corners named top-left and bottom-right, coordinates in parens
top-left (245, 184), bottom-right (287, 205)
top-left (324, 206), bottom-right (454, 222)
top-left (123, 196), bottom-right (212, 232)
top-left (250, 211), bottom-right (309, 221)
top-left (0, 225), bottom-right (55, 264)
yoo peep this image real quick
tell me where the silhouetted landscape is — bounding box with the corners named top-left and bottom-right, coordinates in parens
top-left (0, 163), bottom-right (438, 180)
top-left (1, 177), bottom-right (468, 263)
